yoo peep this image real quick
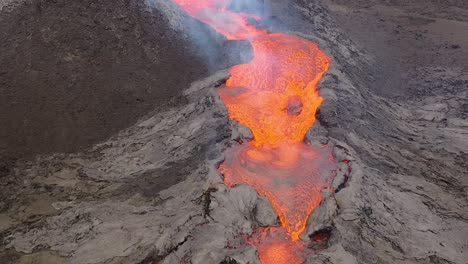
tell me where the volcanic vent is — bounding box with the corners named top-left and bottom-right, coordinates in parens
top-left (171, 0), bottom-right (335, 262)
top-left (3, 0), bottom-right (467, 263)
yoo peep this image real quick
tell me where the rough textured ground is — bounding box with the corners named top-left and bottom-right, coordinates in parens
top-left (0, 0), bottom-right (248, 158)
top-left (1, 0), bottom-right (467, 264)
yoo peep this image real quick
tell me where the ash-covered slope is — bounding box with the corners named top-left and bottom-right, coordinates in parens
top-left (0, 0), bottom-right (246, 158)
top-left (1, 0), bottom-right (467, 264)
top-left (292, 1), bottom-right (467, 263)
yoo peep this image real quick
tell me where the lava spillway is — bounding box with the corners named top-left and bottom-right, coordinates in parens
top-left (171, 0), bottom-right (334, 263)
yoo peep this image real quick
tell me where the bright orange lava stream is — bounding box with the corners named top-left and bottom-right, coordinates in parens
top-left (171, 0), bottom-right (334, 263)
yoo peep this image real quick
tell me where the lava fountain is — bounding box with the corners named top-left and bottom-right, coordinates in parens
top-left (170, 0), bottom-right (334, 263)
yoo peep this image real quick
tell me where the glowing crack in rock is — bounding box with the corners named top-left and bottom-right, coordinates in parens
top-left (170, 0), bottom-right (334, 263)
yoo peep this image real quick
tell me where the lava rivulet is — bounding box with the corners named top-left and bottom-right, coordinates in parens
top-left (171, 0), bottom-right (334, 263)
top-left (171, 0), bottom-right (265, 40)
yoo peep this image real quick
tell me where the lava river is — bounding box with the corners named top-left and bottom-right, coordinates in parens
top-left (171, 0), bottom-right (335, 263)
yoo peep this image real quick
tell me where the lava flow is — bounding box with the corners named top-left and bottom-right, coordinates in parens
top-left (171, 0), bottom-right (334, 263)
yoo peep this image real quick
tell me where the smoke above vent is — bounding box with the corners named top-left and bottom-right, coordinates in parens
top-left (146, 0), bottom-right (269, 69)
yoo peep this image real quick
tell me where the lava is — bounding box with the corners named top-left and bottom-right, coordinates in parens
top-left (171, 0), bottom-right (334, 263)
top-left (220, 143), bottom-right (335, 241)
top-left (220, 33), bottom-right (329, 147)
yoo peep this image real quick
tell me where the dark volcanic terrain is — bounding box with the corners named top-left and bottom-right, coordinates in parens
top-left (0, 0), bottom-right (244, 157)
top-left (0, 0), bottom-right (467, 264)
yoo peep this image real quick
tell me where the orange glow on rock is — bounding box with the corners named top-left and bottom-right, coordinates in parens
top-left (171, 0), bottom-right (334, 263)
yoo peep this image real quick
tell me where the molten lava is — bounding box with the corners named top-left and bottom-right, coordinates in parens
top-left (171, 0), bottom-right (334, 263)
top-left (220, 33), bottom-right (329, 147)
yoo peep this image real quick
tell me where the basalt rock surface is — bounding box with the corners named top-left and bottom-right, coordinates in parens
top-left (1, 0), bottom-right (467, 264)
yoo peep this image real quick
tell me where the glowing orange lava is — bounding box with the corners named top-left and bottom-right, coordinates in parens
top-left (171, 0), bottom-right (334, 263)
top-left (220, 142), bottom-right (335, 241)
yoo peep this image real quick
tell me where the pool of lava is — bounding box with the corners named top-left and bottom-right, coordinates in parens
top-left (171, 0), bottom-right (336, 263)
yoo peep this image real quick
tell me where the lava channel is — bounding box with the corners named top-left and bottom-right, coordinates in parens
top-left (170, 0), bottom-right (334, 263)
